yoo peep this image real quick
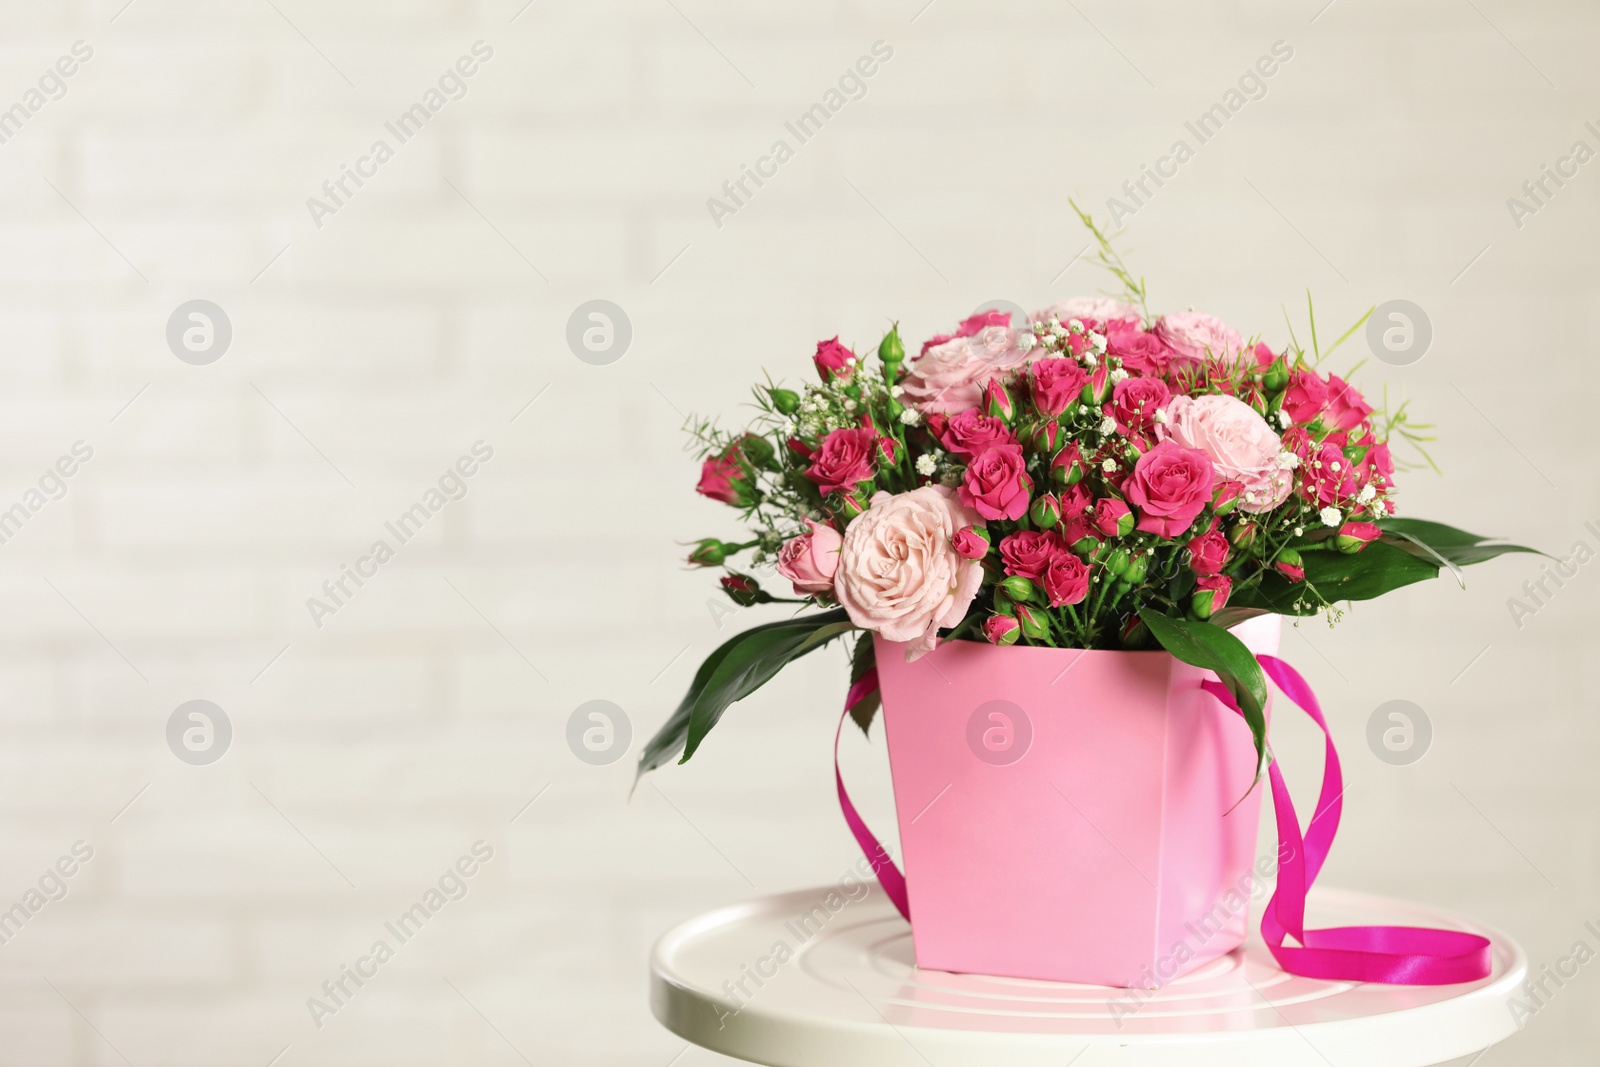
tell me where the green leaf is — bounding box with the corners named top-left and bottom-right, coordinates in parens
top-left (1206, 605), bottom-right (1273, 631)
top-left (1378, 518), bottom-right (1543, 566)
top-left (634, 609), bottom-right (856, 786)
top-left (847, 631), bottom-right (881, 735)
top-left (1139, 609), bottom-right (1270, 782)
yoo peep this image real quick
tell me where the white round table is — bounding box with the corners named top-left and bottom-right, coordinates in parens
top-left (651, 886), bottom-right (1524, 1066)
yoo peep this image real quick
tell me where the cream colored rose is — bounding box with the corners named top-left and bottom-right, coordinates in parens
top-left (834, 486), bottom-right (985, 660)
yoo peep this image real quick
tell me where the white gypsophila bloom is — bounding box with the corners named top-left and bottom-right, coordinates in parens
top-left (916, 453), bottom-right (937, 476)
top-left (1101, 457), bottom-right (1116, 472)
top-left (1357, 483), bottom-right (1376, 504)
top-left (1277, 451), bottom-right (1300, 470)
top-left (1068, 318), bottom-right (1085, 334)
top-left (844, 399), bottom-right (857, 412)
top-left (1099, 416), bottom-right (1117, 434)
top-left (1153, 409), bottom-right (1168, 424)
top-left (1321, 506), bottom-right (1342, 527)
top-left (1050, 321), bottom-right (1067, 337)
top-left (1277, 410), bottom-right (1292, 428)
top-left (1091, 332), bottom-right (1108, 352)
top-left (1293, 526), bottom-right (1304, 536)
top-left (1083, 352), bottom-right (1098, 368)
top-left (890, 384), bottom-right (904, 398)
top-left (899, 407), bottom-right (920, 426)
top-left (1017, 333), bottom-right (1037, 352)
top-left (1109, 367), bottom-right (1129, 383)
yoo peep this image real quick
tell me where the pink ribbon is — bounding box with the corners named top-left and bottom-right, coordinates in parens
top-left (833, 654), bottom-right (1493, 985)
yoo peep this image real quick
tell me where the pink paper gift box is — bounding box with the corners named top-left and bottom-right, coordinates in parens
top-left (873, 615), bottom-right (1280, 987)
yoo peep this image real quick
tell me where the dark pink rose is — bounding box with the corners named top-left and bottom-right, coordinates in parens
top-left (696, 453), bottom-right (747, 505)
top-left (958, 444), bottom-right (1032, 521)
top-left (805, 427), bottom-right (878, 496)
top-left (1187, 529), bottom-right (1230, 575)
top-left (1111, 376), bottom-right (1171, 436)
top-left (952, 525), bottom-right (990, 560)
top-left (999, 530), bottom-right (1067, 581)
top-left (983, 614), bottom-right (1021, 645)
top-left (1030, 357), bottom-right (1089, 417)
top-left (936, 409), bottom-right (1014, 458)
top-left (1042, 553), bottom-right (1090, 607)
top-left (1323, 375), bottom-right (1373, 432)
top-left (813, 337), bottom-right (855, 383)
top-left (1106, 323), bottom-right (1174, 377)
top-left (1283, 369), bottom-right (1329, 425)
top-left (1253, 342), bottom-right (1277, 368)
top-left (957, 310), bottom-right (1010, 336)
top-left (1336, 521), bottom-right (1382, 553)
top-left (1092, 498), bottom-right (1133, 537)
top-left (1360, 441), bottom-right (1395, 486)
top-left (1125, 440), bottom-right (1216, 539)
top-left (1060, 481), bottom-right (1092, 519)
top-left (1302, 442), bottom-right (1357, 506)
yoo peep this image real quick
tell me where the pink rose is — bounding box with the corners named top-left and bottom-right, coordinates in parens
top-left (1059, 481), bottom-right (1092, 519)
top-left (998, 530), bottom-right (1067, 581)
top-left (1159, 394), bottom-right (1291, 515)
top-left (1042, 553), bottom-right (1090, 606)
top-left (1124, 440), bottom-right (1215, 539)
top-left (957, 444), bottom-right (1032, 521)
top-left (1032, 296), bottom-right (1140, 325)
top-left (965, 324), bottom-right (1034, 374)
top-left (1106, 323), bottom-right (1174, 377)
top-left (937, 409), bottom-right (1015, 458)
top-left (1153, 312), bottom-right (1245, 368)
top-left (776, 520), bottom-right (843, 595)
top-left (957, 310), bottom-right (1011, 336)
top-left (813, 337), bottom-right (855, 382)
top-left (805, 427), bottom-right (878, 496)
top-left (696, 453), bottom-right (747, 505)
top-left (1110, 376), bottom-right (1171, 437)
top-left (834, 486), bottom-right (985, 659)
top-left (1029, 358), bottom-right (1089, 417)
top-left (1192, 574), bottom-right (1231, 618)
top-left (1360, 440), bottom-right (1394, 486)
top-left (1187, 529), bottom-right (1230, 575)
top-left (1092, 497), bottom-right (1133, 537)
top-left (1323, 375), bottom-right (1374, 432)
top-left (952, 525), bottom-right (990, 559)
top-left (1303, 441), bottom-right (1357, 506)
top-left (901, 336), bottom-right (997, 415)
top-left (983, 614), bottom-right (1020, 645)
top-left (1282, 369), bottom-right (1329, 425)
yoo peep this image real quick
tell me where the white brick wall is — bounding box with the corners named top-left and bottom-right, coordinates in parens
top-left (0, 0), bottom-right (1591, 1064)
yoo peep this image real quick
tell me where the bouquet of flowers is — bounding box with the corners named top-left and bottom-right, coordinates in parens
top-left (639, 219), bottom-right (1531, 783)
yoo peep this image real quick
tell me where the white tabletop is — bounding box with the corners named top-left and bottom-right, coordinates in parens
top-left (651, 885), bottom-right (1525, 1067)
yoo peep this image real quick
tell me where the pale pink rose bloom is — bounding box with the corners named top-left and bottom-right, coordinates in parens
top-left (1158, 394), bottom-right (1291, 514)
top-left (1153, 311), bottom-right (1245, 367)
top-left (1031, 295), bottom-right (1140, 325)
top-left (775, 519), bottom-right (843, 596)
top-left (900, 336), bottom-right (997, 414)
top-left (964, 324), bottom-right (1036, 373)
top-left (834, 486), bottom-right (986, 660)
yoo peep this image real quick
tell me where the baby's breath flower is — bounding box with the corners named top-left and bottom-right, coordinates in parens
top-left (1109, 367), bottom-right (1129, 383)
top-left (915, 453), bottom-right (937, 476)
top-left (1357, 483), bottom-right (1376, 504)
top-left (899, 407), bottom-right (920, 426)
top-left (1277, 451), bottom-right (1300, 470)
top-left (1320, 506), bottom-right (1342, 527)
top-left (1099, 415), bottom-right (1117, 434)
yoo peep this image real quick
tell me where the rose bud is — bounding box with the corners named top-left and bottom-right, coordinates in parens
top-left (1081, 362), bottom-right (1112, 405)
top-left (1262, 353), bottom-right (1290, 393)
top-left (1227, 520), bottom-right (1257, 550)
top-left (1050, 442), bottom-right (1085, 486)
top-left (1000, 574), bottom-right (1041, 604)
top-left (1092, 498), bottom-right (1134, 538)
top-left (1030, 358), bottom-right (1087, 417)
top-left (1123, 552), bottom-right (1148, 584)
top-left (1211, 479), bottom-right (1243, 516)
top-left (785, 437), bottom-right (816, 461)
top-left (776, 520), bottom-right (842, 596)
top-left (1030, 492), bottom-right (1062, 530)
top-left (984, 614), bottom-right (1021, 646)
top-left (992, 588), bottom-right (1016, 617)
top-left (877, 436), bottom-right (899, 465)
top-left (1274, 548), bottom-right (1305, 582)
top-left (838, 490), bottom-right (871, 520)
top-left (720, 573), bottom-right (769, 607)
top-left (768, 387), bottom-right (801, 415)
top-left (1042, 554), bottom-right (1089, 606)
top-left (1015, 604), bottom-right (1051, 642)
top-left (1187, 530), bottom-right (1231, 576)
top-left (814, 337), bottom-right (856, 383)
top-left (696, 452), bottom-right (755, 506)
top-left (877, 323), bottom-right (905, 377)
top-left (688, 538), bottom-right (730, 566)
top-left (1191, 574), bottom-right (1231, 619)
top-left (1104, 546), bottom-right (1131, 578)
top-left (1336, 520), bottom-right (1382, 554)
top-left (735, 433), bottom-right (778, 471)
top-left (1120, 612), bottom-right (1151, 648)
top-left (952, 524), bottom-right (991, 559)
top-left (1032, 420), bottom-right (1061, 453)
top-left (984, 379), bottom-right (1015, 422)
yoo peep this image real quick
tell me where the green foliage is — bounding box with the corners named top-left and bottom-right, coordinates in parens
top-left (1139, 609), bottom-right (1270, 781)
